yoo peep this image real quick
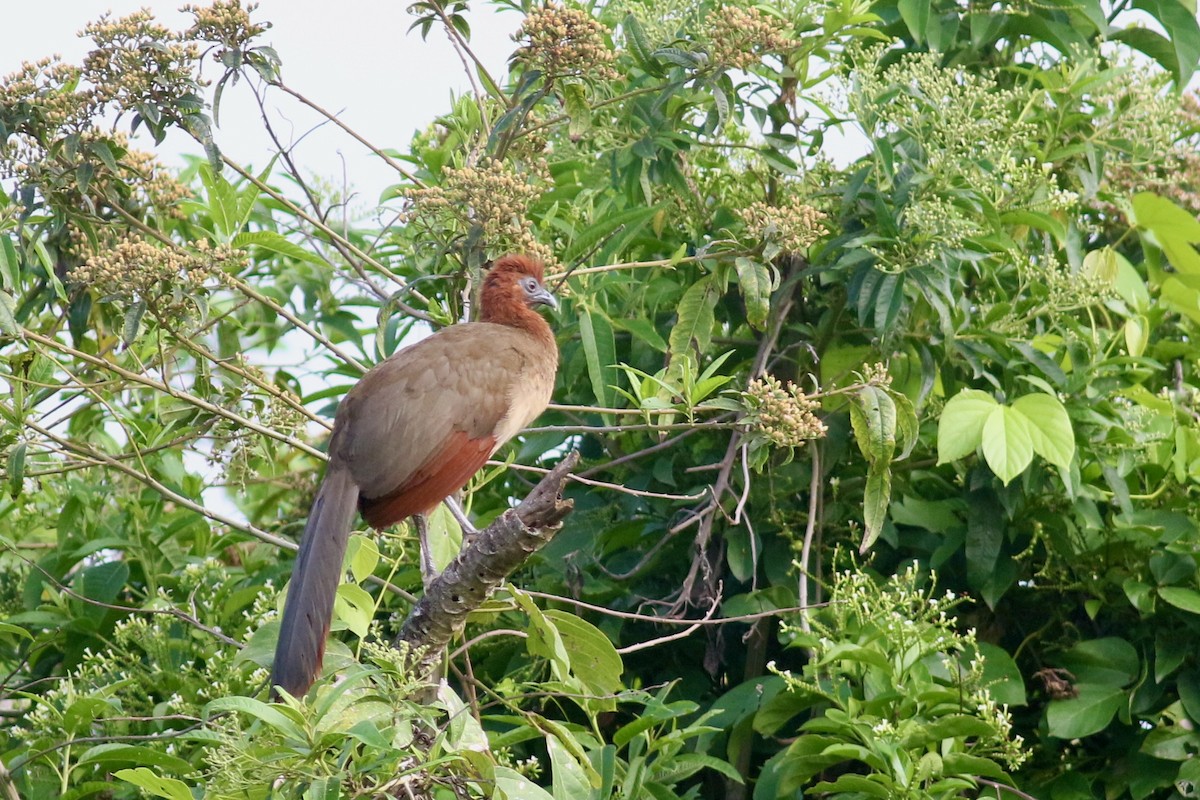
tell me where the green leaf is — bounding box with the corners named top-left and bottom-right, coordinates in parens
top-left (1047, 685), bottom-right (1125, 739)
top-left (1158, 586), bottom-right (1200, 615)
top-left (623, 13), bottom-right (660, 74)
top-left (0, 621), bottom-right (32, 641)
top-left (610, 316), bottom-right (667, 353)
top-left (860, 463), bottom-right (892, 554)
top-left (975, 642), bottom-right (1027, 706)
top-left (901, 714), bottom-right (997, 746)
top-left (1179, 671), bottom-right (1200, 722)
top-left (669, 277), bottom-right (718, 359)
top-left (937, 390), bottom-right (998, 464)
top-left (0, 289), bottom-right (19, 337)
top-left (966, 488), bottom-right (1006, 608)
top-left (7, 441), bottom-right (25, 498)
top-left (547, 729), bottom-right (597, 799)
top-left (1062, 637), bottom-right (1140, 686)
top-left (811, 774), bottom-right (892, 797)
top-left (205, 696), bottom-right (306, 739)
top-left (1133, 192), bottom-right (1200, 274)
top-left (77, 744), bottom-right (193, 774)
top-left (0, 237), bottom-right (20, 292)
top-left (1131, 0), bottom-right (1200, 85)
top-left (544, 609), bottom-right (624, 699)
top-left (849, 385), bottom-right (897, 464)
top-left (562, 82), bottom-right (591, 138)
top-left (232, 230), bottom-right (323, 265)
top-left (425, 502), bottom-right (463, 574)
top-left (1125, 315), bottom-right (1149, 357)
top-left (333, 582), bottom-right (375, 638)
top-left (939, 753), bottom-right (1010, 780)
top-left (344, 533), bottom-right (379, 583)
top-left (1001, 209), bottom-right (1067, 243)
top-left (495, 766), bottom-right (557, 800)
top-left (1011, 393), bottom-right (1075, 471)
top-left (734, 257), bottom-right (773, 329)
top-left (114, 768), bottom-right (194, 800)
top-left (579, 307), bottom-right (617, 409)
top-left (78, 560), bottom-right (129, 608)
top-left (897, 0), bottom-right (931, 44)
top-left (1082, 247), bottom-right (1119, 287)
top-left (981, 405), bottom-right (1034, 485)
top-left (122, 299), bottom-right (146, 344)
top-left (1113, 249), bottom-right (1150, 313)
top-left (513, 590), bottom-right (572, 681)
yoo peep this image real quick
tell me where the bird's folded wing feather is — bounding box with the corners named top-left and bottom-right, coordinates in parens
top-left (331, 323), bottom-right (555, 521)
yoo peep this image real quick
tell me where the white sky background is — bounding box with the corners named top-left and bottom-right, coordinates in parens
top-left (5, 1), bottom-right (522, 205)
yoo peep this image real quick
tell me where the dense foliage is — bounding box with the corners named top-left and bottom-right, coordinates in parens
top-left (2, 0), bottom-right (1200, 797)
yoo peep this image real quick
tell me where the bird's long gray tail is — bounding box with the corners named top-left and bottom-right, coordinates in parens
top-left (271, 464), bottom-right (359, 698)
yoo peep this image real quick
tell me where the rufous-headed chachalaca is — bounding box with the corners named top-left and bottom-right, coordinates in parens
top-left (271, 254), bottom-right (558, 698)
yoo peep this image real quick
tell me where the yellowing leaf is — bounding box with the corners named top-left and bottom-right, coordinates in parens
top-left (981, 405), bottom-right (1034, 485)
top-left (937, 390), bottom-right (997, 464)
top-left (1011, 393), bottom-right (1075, 472)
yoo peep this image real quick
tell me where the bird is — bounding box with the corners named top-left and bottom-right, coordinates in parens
top-left (270, 254), bottom-right (559, 699)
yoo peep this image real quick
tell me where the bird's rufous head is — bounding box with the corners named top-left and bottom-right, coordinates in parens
top-left (480, 255), bottom-right (558, 324)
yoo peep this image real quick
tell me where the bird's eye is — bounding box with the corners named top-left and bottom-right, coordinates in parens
top-left (522, 278), bottom-right (538, 292)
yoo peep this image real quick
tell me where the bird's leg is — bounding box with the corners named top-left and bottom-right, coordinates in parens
top-left (414, 513), bottom-right (437, 591)
top-left (444, 495), bottom-right (481, 540)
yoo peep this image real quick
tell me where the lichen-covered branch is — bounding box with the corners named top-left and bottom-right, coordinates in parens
top-left (396, 451), bottom-right (579, 678)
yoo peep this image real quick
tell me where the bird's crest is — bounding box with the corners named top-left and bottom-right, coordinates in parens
top-left (488, 254), bottom-right (545, 282)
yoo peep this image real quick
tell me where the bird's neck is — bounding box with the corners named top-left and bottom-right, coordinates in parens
top-left (480, 297), bottom-right (555, 348)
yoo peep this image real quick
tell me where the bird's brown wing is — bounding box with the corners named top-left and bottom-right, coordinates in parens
top-left (331, 323), bottom-right (554, 528)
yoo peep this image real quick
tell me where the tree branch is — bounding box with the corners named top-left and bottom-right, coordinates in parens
top-left (396, 451), bottom-right (579, 678)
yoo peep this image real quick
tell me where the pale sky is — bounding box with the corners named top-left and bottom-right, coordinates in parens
top-left (6, 1), bottom-right (520, 205)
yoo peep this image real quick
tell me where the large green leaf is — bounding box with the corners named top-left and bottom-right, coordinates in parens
top-left (114, 768), bottom-right (194, 800)
top-left (734, 256), bottom-right (774, 329)
top-left (849, 385), bottom-right (897, 464)
top-left (1158, 586), bottom-right (1200, 615)
top-left (981, 405), bottom-right (1034, 484)
top-left (860, 463), bottom-right (892, 554)
top-left (579, 306), bottom-right (617, 409)
top-left (544, 609), bottom-right (624, 700)
top-left (1131, 0), bottom-right (1200, 85)
top-left (1047, 685), bottom-right (1125, 739)
top-left (1133, 192), bottom-right (1200, 274)
top-left (1011, 393), bottom-right (1075, 471)
top-left (669, 276), bottom-right (718, 359)
top-left (937, 390), bottom-right (997, 464)
top-left (1062, 637), bottom-right (1140, 686)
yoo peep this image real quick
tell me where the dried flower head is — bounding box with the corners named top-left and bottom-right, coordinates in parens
top-left (704, 6), bottom-right (796, 70)
top-left (185, 1), bottom-right (270, 55)
top-left (1097, 77), bottom-right (1200, 218)
top-left (81, 10), bottom-right (203, 112)
top-left (0, 57), bottom-right (95, 139)
top-left (737, 198), bottom-right (829, 253)
top-left (118, 140), bottom-right (194, 217)
top-left (71, 234), bottom-right (236, 317)
top-left (514, 4), bottom-right (617, 81)
top-left (744, 374), bottom-right (827, 447)
top-left (402, 158), bottom-right (558, 268)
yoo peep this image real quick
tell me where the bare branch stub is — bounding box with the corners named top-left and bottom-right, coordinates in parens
top-left (396, 451), bottom-right (579, 678)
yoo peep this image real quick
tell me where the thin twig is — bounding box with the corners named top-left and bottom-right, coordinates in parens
top-left (521, 589), bottom-right (822, 625)
top-left (617, 593), bottom-right (720, 654)
top-left (799, 446), bottom-right (821, 634)
top-left (448, 628), bottom-right (528, 661)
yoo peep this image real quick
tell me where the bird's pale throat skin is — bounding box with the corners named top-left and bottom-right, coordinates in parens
top-left (270, 254), bottom-right (559, 699)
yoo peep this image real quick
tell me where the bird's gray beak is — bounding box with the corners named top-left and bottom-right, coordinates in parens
top-left (531, 286), bottom-right (559, 311)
